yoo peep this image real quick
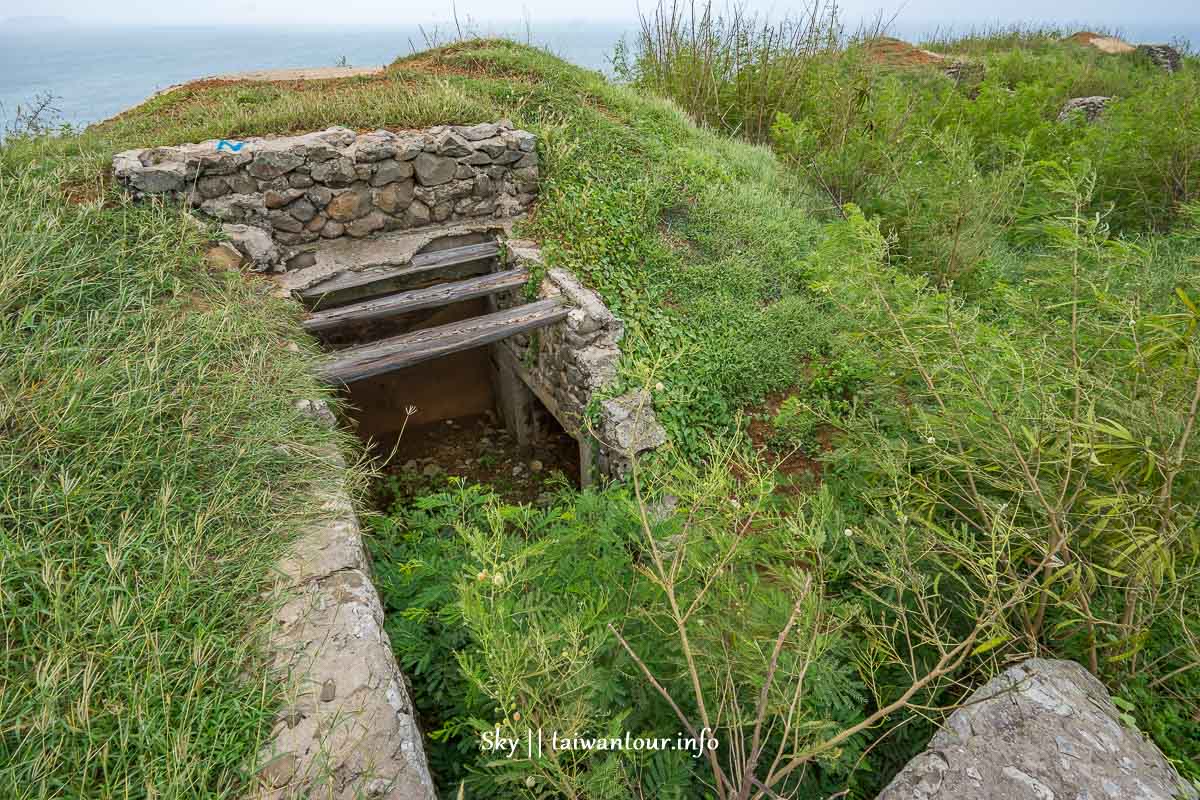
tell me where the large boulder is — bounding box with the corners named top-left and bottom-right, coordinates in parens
top-left (877, 658), bottom-right (1197, 800)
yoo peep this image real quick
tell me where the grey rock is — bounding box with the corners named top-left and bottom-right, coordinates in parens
top-left (394, 135), bottom-right (424, 161)
top-left (474, 137), bottom-right (508, 159)
top-left (405, 199), bottom-right (431, 226)
top-left (432, 130), bottom-right (472, 157)
top-left (288, 198), bottom-right (317, 222)
top-left (194, 176), bottom-right (229, 200)
top-left (266, 211), bottom-right (304, 233)
top-left (288, 172), bottom-right (315, 189)
top-left (877, 658), bottom-right (1198, 800)
top-left (259, 175), bottom-right (291, 193)
top-left (201, 193), bottom-right (267, 223)
top-left (311, 156), bottom-right (357, 186)
top-left (294, 398), bottom-right (336, 428)
top-left (320, 220), bottom-right (345, 238)
top-left (370, 158), bottom-right (414, 187)
top-left (345, 211), bottom-right (386, 238)
top-left (226, 172), bottom-right (258, 194)
top-left (600, 391), bottom-right (666, 454)
top-left (286, 251), bottom-right (317, 270)
top-left (351, 131), bottom-right (400, 163)
top-left (512, 130), bottom-right (537, 152)
top-left (457, 122), bottom-right (500, 141)
top-left (130, 161), bottom-right (188, 193)
top-left (306, 186), bottom-right (333, 207)
top-left (413, 153), bottom-right (457, 186)
top-left (246, 150), bottom-right (304, 180)
top-left (223, 223), bottom-right (279, 270)
top-left (372, 181), bottom-right (414, 214)
top-left (513, 166), bottom-right (539, 193)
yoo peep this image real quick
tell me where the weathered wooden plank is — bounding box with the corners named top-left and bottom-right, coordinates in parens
top-left (298, 242), bottom-right (501, 306)
top-left (320, 299), bottom-right (568, 384)
top-left (303, 268), bottom-right (529, 332)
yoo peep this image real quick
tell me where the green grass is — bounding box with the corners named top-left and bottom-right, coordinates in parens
top-left (5, 31), bottom-right (1198, 799)
top-left (0, 39), bottom-right (841, 796)
top-left (0, 164), bottom-right (358, 794)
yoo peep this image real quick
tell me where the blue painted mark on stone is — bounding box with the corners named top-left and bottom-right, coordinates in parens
top-left (216, 140), bottom-right (245, 152)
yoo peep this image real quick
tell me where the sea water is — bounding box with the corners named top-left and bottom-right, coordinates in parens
top-left (0, 20), bottom-right (1195, 133)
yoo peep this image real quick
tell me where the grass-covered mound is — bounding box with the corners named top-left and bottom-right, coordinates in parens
top-left (0, 166), bottom-right (355, 794)
top-left (2, 31), bottom-right (1198, 799)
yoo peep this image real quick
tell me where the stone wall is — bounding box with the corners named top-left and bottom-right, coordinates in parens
top-left (113, 123), bottom-right (538, 257)
top-left (497, 241), bottom-right (666, 482)
top-left (1138, 44), bottom-right (1183, 74)
top-left (1058, 95), bottom-right (1112, 123)
top-left (254, 400), bottom-right (436, 800)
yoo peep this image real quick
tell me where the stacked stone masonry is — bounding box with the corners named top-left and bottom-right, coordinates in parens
top-left (1137, 44), bottom-right (1183, 74)
top-left (498, 242), bottom-right (666, 480)
top-left (113, 122), bottom-right (539, 259)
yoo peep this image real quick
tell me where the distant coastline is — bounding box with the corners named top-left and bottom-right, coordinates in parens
top-left (1, 20), bottom-right (1195, 133)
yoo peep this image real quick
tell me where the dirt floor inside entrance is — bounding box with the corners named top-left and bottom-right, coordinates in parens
top-left (367, 409), bottom-right (580, 508)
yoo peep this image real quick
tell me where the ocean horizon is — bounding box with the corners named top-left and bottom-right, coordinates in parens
top-left (1, 19), bottom-right (1196, 133)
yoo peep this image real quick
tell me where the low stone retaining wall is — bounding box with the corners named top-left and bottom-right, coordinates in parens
top-left (254, 400), bottom-right (436, 800)
top-left (113, 123), bottom-right (538, 254)
top-left (496, 241), bottom-right (666, 483)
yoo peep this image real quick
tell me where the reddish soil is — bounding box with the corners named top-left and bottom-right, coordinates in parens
top-left (1065, 31), bottom-right (1135, 54)
top-left (861, 36), bottom-right (948, 67)
top-left (372, 411), bottom-right (580, 508)
top-left (744, 389), bottom-right (832, 495)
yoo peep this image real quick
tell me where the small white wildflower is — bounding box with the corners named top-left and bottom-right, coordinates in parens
top-left (491, 572), bottom-right (505, 587)
top-left (925, 435), bottom-right (936, 444)
top-left (654, 381), bottom-right (665, 392)
top-left (844, 527), bottom-right (854, 537)
top-left (730, 498), bottom-right (741, 508)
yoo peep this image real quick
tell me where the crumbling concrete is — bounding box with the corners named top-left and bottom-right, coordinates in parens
top-left (251, 400), bottom-right (435, 800)
top-left (878, 658), bottom-right (1198, 800)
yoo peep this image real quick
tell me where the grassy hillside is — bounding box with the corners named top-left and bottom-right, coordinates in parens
top-left (2, 31), bottom-right (1198, 800)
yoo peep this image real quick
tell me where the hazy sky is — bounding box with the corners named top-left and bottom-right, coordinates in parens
top-left (1, 0), bottom-right (1193, 27)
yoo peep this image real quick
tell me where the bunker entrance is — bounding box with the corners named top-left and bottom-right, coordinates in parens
top-left (301, 230), bottom-right (581, 503)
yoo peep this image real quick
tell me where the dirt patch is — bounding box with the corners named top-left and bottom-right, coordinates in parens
top-left (373, 411), bottom-right (580, 507)
top-left (861, 36), bottom-right (948, 67)
top-left (744, 390), bottom-right (830, 494)
top-left (1066, 31), bottom-right (1136, 55)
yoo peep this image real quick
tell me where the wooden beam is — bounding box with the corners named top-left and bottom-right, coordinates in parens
top-left (303, 268), bottom-right (529, 332)
top-left (298, 242), bottom-right (501, 306)
top-left (320, 298), bottom-right (568, 384)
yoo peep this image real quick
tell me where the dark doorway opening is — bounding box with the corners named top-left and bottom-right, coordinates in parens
top-left (340, 345), bottom-right (581, 505)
